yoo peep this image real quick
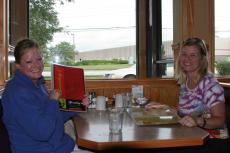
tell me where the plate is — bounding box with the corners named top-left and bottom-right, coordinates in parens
top-left (127, 107), bottom-right (180, 126)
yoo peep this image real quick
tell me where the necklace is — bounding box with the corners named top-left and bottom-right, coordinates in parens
top-left (186, 79), bottom-right (197, 91)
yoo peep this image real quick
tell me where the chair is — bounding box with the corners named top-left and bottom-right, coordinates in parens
top-left (0, 100), bottom-right (11, 153)
top-left (224, 88), bottom-right (230, 136)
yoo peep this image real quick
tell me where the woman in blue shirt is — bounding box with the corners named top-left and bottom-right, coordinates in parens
top-left (1, 39), bottom-right (90, 153)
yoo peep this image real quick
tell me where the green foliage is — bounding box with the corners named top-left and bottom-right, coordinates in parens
top-left (42, 47), bottom-right (51, 64)
top-left (216, 60), bottom-right (230, 76)
top-left (49, 41), bottom-right (76, 65)
top-left (29, 0), bottom-right (63, 48)
top-left (74, 59), bottom-right (128, 66)
top-left (29, 0), bottom-right (77, 64)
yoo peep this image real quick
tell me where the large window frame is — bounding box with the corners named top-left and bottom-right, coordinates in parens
top-left (1, 0), bottom-right (230, 87)
top-left (8, 0), bottom-right (156, 80)
top-left (146, 0), bottom-right (163, 77)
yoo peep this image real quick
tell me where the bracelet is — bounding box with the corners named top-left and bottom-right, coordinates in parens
top-left (197, 117), bottom-right (207, 128)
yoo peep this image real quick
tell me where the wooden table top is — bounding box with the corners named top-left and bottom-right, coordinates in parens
top-left (73, 109), bottom-right (209, 151)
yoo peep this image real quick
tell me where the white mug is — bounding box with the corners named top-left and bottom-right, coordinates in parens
top-left (96, 96), bottom-right (106, 110)
top-left (115, 94), bottom-right (123, 108)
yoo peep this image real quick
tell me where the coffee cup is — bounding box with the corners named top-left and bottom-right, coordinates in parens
top-left (96, 96), bottom-right (106, 110)
top-left (115, 94), bottom-right (123, 108)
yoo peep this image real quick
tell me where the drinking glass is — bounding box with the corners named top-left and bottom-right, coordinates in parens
top-left (109, 108), bottom-right (124, 134)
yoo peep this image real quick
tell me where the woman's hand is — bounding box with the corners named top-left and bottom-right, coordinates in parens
top-left (49, 89), bottom-right (61, 100)
top-left (82, 95), bottom-right (90, 107)
top-left (178, 115), bottom-right (197, 127)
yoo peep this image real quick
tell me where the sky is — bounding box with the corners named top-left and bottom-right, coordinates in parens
top-left (49, 0), bottom-right (230, 52)
top-left (215, 0), bottom-right (230, 38)
top-left (50, 0), bottom-right (136, 52)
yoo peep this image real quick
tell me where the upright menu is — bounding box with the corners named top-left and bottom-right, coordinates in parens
top-left (52, 63), bottom-right (87, 112)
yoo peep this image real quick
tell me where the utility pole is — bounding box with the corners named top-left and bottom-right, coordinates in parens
top-left (71, 33), bottom-right (75, 45)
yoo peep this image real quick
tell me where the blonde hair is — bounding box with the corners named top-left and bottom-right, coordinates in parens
top-left (175, 37), bottom-right (209, 85)
top-left (14, 39), bottom-right (40, 64)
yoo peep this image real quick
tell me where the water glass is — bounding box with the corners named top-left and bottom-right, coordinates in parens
top-left (109, 131), bottom-right (122, 141)
top-left (109, 108), bottom-right (124, 134)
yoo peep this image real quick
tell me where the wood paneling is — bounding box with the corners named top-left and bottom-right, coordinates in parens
top-left (0, 0), bottom-right (8, 86)
top-left (10, 0), bottom-right (28, 46)
top-left (137, 0), bottom-right (147, 79)
top-left (46, 79), bottom-right (180, 107)
top-left (84, 79), bottom-right (180, 107)
top-left (173, 0), bottom-right (214, 71)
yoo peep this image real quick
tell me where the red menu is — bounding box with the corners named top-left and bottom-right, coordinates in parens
top-left (52, 63), bottom-right (86, 112)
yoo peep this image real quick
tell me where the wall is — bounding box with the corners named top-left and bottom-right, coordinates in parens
top-left (76, 46), bottom-right (136, 61)
top-left (10, 0), bottom-right (28, 46)
top-left (84, 79), bottom-right (180, 107)
top-left (45, 79), bottom-right (180, 107)
top-left (173, 0), bottom-right (214, 71)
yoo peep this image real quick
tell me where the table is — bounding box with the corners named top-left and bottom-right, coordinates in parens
top-left (73, 109), bottom-right (209, 151)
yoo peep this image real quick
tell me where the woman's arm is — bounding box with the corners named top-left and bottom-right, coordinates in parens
top-left (196, 102), bottom-right (225, 129)
top-left (179, 102), bottom-right (225, 129)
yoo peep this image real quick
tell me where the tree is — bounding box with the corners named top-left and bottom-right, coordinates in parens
top-left (29, 0), bottom-right (62, 49)
top-left (49, 42), bottom-right (76, 65)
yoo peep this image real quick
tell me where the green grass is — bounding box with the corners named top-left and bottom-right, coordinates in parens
top-left (44, 64), bottom-right (133, 71)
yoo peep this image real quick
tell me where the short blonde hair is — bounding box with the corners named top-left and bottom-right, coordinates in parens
top-left (175, 37), bottom-right (209, 85)
top-left (14, 39), bottom-right (40, 64)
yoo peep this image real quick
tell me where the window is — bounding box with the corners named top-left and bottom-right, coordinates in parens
top-left (29, 0), bottom-right (136, 79)
top-left (215, 0), bottom-right (230, 76)
top-left (146, 0), bottom-right (173, 78)
top-left (161, 0), bottom-right (173, 77)
top-left (7, 0), bottom-right (172, 82)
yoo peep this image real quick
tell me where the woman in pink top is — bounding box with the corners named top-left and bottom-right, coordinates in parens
top-left (147, 37), bottom-right (229, 153)
top-left (176, 37), bottom-right (225, 132)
